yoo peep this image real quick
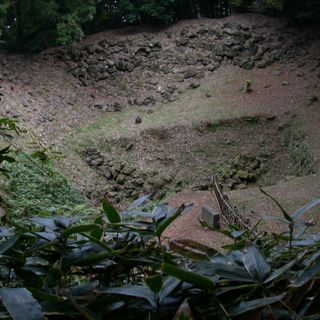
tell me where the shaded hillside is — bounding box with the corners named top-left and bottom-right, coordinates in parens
top-left (0, 14), bottom-right (319, 206)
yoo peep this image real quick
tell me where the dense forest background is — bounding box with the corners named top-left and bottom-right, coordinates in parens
top-left (0, 0), bottom-right (319, 53)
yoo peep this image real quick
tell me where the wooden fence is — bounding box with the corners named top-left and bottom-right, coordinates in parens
top-left (211, 175), bottom-right (252, 231)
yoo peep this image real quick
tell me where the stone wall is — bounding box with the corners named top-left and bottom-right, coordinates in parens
top-left (55, 19), bottom-right (299, 112)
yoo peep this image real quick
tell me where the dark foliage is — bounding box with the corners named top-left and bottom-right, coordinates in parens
top-left (0, 194), bottom-right (320, 319)
top-left (0, 0), bottom-right (231, 52)
top-left (231, 0), bottom-right (320, 23)
top-left (1, 0), bottom-right (319, 53)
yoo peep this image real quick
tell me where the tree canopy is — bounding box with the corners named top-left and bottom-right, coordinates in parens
top-left (0, 0), bottom-right (319, 53)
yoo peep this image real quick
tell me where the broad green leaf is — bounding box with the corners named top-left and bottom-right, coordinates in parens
top-left (29, 217), bottom-right (59, 230)
top-left (28, 231), bottom-right (57, 241)
top-left (54, 216), bottom-right (79, 229)
top-left (0, 235), bottom-right (19, 255)
top-left (27, 288), bottom-right (61, 303)
top-left (242, 243), bottom-right (270, 282)
top-left (217, 284), bottom-right (258, 295)
top-left (31, 150), bottom-right (48, 162)
top-left (0, 146), bottom-right (10, 154)
top-left (90, 217), bottom-right (104, 241)
top-left (80, 233), bottom-right (113, 252)
top-left (0, 288), bottom-right (44, 320)
top-left (145, 275), bottom-right (163, 293)
top-left (0, 227), bottom-right (14, 238)
top-left (291, 237), bottom-right (320, 247)
top-left (260, 188), bottom-right (292, 222)
top-left (262, 215), bottom-right (291, 225)
top-left (229, 293), bottom-right (286, 316)
top-left (303, 251), bottom-right (320, 268)
top-left (299, 298), bottom-right (317, 318)
top-left (0, 155), bottom-right (15, 163)
top-left (303, 315), bottom-right (320, 320)
top-left (156, 204), bottom-right (192, 237)
top-left (292, 262), bottom-right (320, 287)
top-left (21, 266), bottom-right (47, 276)
top-left (127, 194), bottom-right (151, 210)
top-left (102, 199), bottom-right (121, 223)
top-left (100, 285), bottom-right (156, 308)
top-left (163, 263), bottom-right (215, 290)
top-left (65, 251), bottom-right (114, 267)
top-left (223, 239), bottom-right (246, 251)
top-left (159, 277), bottom-right (181, 303)
top-left (70, 281), bottom-right (99, 296)
top-left (63, 224), bottom-right (102, 237)
top-left (264, 259), bottom-right (298, 284)
top-left (291, 199), bottom-right (320, 219)
top-left (231, 230), bottom-right (246, 239)
top-left (210, 263), bottom-right (253, 282)
top-left (152, 205), bottom-right (175, 223)
top-left (25, 257), bottom-right (49, 267)
top-left (67, 295), bottom-right (101, 320)
top-left (173, 298), bottom-right (193, 320)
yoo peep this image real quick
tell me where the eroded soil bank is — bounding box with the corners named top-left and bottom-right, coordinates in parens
top-left (0, 14), bottom-right (319, 209)
top-left (85, 114), bottom-right (316, 204)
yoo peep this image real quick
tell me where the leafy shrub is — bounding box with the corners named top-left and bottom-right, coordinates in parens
top-left (0, 195), bottom-right (319, 319)
top-left (3, 153), bottom-right (94, 223)
top-left (266, 0), bottom-right (284, 11)
top-left (0, 118), bottom-right (21, 175)
top-left (229, 0), bottom-right (253, 10)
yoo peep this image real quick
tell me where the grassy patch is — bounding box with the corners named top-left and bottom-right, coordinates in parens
top-left (3, 153), bottom-right (96, 223)
top-left (68, 86), bottom-right (232, 153)
top-left (288, 131), bottom-right (315, 176)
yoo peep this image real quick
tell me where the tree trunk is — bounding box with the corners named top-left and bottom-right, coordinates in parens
top-left (13, 0), bottom-right (23, 52)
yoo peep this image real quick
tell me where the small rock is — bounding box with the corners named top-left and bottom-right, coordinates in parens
top-left (114, 163), bottom-right (124, 172)
top-left (135, 116), bottom-right (142, 124)
top-left (153, 192), bottom-right (165, 200)
top-left (126, 143), bottom-right (134, 151)
top-left (111, 170), bottom-right (118, 179)
top-left (108, 192), bottom-right (118, 198)
top-left (308, 94), bottom-right (319, 106)
top-left (116, 174), bottom-right (125, 185)
top-left (104, 171), bottom-right (112, 180)
top-left (114, 102), bottom-right (122, 112)
top-left (116, 59), bottom-right (127, 71)
top-left (238, 183), bottom-right (247, 190)
top-left (242, 80), bottom-right (252, 93)
top-left (241, 59), bottom-right (255, 70)
top-left (148, 176), bottom-right (165, 188)
top-left (131, 191), bottom-right (139, 199)
top-left (296, 71), bottom-right (304, 77)
top-left (236, 170), bottom-right (249, 180)
top-left (92, 158), bottom-right (104, 167)
top-left (257, 61), bottom-right (267, 69)
top-left (184, 68), bottom-right (198, 79)
top-left (178, 37), bottom-right (189, 46)
top-left (134, 178), bottom-right (144, 186)
top-left (190, 82), bottom-right (200, 89)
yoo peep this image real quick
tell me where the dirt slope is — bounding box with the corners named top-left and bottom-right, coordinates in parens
top-left (0, 14), bottom-right (319, 212)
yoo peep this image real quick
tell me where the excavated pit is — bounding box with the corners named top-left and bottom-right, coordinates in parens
top-left (85, 113), bottom-right (316, 204)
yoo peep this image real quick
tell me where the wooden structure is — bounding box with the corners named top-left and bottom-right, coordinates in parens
top-left (211, 175), bottom-right (252, 231)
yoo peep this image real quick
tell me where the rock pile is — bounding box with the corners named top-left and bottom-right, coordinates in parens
top-left (85, 148), bottom-right (176, 203)
top-left (55, 20), bottom-right (311, 111)
top-left (216, 154), bottom-right (267, 191)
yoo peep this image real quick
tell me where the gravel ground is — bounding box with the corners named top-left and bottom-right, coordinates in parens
top-left (165, 174), bottom-right (320, 251)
